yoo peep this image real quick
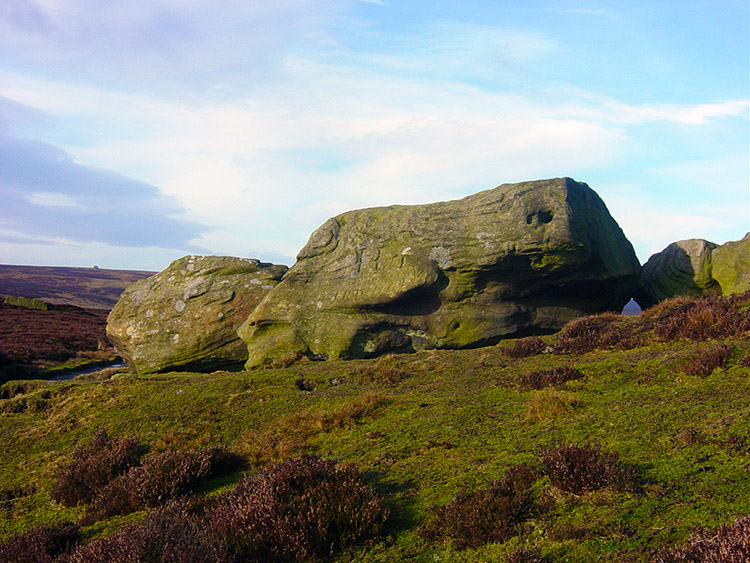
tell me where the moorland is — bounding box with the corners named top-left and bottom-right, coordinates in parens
top-left (0, 263), bottom-right (153, 381)
top-left (0, 265), bottom-right (154, 311)
top-left (1, 290), bottom-right (749, 562)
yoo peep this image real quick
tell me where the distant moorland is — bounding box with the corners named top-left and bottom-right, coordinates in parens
top-left (0, 265), bottom-right (154, 310)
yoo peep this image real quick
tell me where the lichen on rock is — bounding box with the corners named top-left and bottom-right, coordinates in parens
top-left (239, 177), bottom-right (641, 367)
top-left (634, 233), bottom-right (750, 308)
top-left (107, 255), bottom-right (287, 374)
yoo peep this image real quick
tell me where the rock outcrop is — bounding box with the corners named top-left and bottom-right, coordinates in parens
top-left (107, 256), bottom-right (287, 374)
top-left (239, 177), bottom-right (641, 366)
top-left (634, 233), bottom-right (750, 309)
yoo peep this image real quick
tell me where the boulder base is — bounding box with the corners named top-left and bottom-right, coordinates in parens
top-left (239, 178), bottom-right (640, 366)
top-left (107, 256), bottom-right (287, 374)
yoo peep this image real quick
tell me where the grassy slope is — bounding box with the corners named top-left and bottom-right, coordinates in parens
top-left (1, 324), bottom-right (749, 561)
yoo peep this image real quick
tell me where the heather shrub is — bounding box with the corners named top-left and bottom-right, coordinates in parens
top-left (66, 502), bottom-right (232, 563)
top-left (86, 446), bottom-right (245, 521)
top-left (0, 381), bottom-right (44, 400)
top-left (421, 463), bottom-right (540, 549)
top-left (541, 443), bottom-right (635, 494)
top-left (351, 354), bottom-right (411, 385)
top-left (506, 546), bottom-right (551, 563)
top-left (0, 303), bottom-right (111, 364)
top-left (270, 350), bottom-right (305, 369)
top-left (656, 515), bottom-right (750, 563)
top-left (673, 427), bottom-right (706, 447)
top-left (50, 430), bottom-right (140, 507)
top-left (504, 337), bottom-right (546, 358)
top-left (209, 454), bottom-right (389, 561)
top-left (294, 377), bottom-right (314, 391)
top-left (554, 313), bottom-right (628, 355)
top-left (740, 354), bottom-right (750, 368)
top-left (644, 293), bottom-right (750, 341)
top-left (0, 520), bottom-right (80, 563)
top-left (684, 345), bottom-right (733, 377)
top-left (519, 366), bottom-right (585, 390)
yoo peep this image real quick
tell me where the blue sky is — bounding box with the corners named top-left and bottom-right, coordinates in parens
top-left (0, 0), bottom-right (747, 270)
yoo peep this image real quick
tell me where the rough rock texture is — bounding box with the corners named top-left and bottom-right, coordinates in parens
top-left (634, 233), bottom-right (750, 309)
top-left (633, 239), bottom-right (719, 309)
top-left (712, 233), bottom-right (750, 296)
top-left (108, 256), bottom-right (287, 374)
top-left (239, 178), bottom-right (641, 366)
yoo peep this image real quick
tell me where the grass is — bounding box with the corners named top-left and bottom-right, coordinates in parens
top-left (0, 293), bottom-right (749, 561)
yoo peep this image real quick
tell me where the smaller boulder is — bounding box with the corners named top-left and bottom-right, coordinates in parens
top-left (712, 233), bottom-right (750, 296)
top-left (634, 233), bottom-right (749, 309)
top-left (107, 256), bottom-right (287, 374)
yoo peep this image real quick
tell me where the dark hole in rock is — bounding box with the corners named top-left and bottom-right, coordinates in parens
top-left (526, 211), bottom-right (554, 225)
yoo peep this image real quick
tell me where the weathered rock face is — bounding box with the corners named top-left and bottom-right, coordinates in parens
top-left (107, 256), bottom-right (287, 374)
top-left (634, 233), bottom-right (750, 309)
top-left (239, 178), bottom-right (641, 366)
top-left (712, 233), bottom-right (750, 296)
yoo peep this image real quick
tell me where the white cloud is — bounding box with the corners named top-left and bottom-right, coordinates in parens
top-left (4, 52), bottom-right (745, 265)
top-left (27, 191), bottom-right (83, 208)
top-left (0, 6), bottom-right (746, 269)
top-left (606, 99), bottom-right (749, 125)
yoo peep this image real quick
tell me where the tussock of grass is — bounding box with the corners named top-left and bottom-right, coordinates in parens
top-left (525, 390), bottom-right (584, 421)
top-left (234, 391), bottom-right (389, 465)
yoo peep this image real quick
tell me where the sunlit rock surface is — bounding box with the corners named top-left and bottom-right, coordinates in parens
top-left (240, 178), bottom-right (640, 366)
top-left (634, 233), bottom-right (749, 309)
top-left (108, 255), bottom-right (287, 374)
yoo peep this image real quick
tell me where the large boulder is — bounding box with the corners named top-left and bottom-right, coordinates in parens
top-left (107, 256), bottom-right (287, 374)
top-left (239, 177), bottom-right (641, 366)
top-left (634, 233), bottom-right (750, 308)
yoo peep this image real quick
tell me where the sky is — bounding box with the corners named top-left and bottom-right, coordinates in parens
top-left (0, 0), bottom-right (748, 271)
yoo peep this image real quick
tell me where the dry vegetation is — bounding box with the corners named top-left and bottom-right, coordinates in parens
top-left (0, 303), bottom-right (115, 382)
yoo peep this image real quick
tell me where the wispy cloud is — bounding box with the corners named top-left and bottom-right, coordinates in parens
top-left (0, 2), bottom-right (746, 269)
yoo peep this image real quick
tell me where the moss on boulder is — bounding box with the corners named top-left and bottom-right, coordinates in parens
top-left (239, 178), bottom-right (640, 366)
top-left (107, 256), bottom-right (287, 374)
top-left (712, 233), bottom-right (750, 296)
top-left (634, 233), bottom-right (749, 309)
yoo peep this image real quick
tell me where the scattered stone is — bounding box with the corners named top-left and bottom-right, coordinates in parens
top-left (107, 256), bottom-right (287, 374)
top-left (239, 178), bottom-right (640, 366)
